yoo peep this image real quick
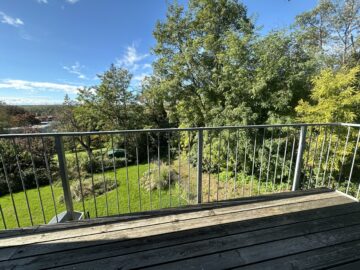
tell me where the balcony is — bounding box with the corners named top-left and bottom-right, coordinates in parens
top-left (0, 123), bottom-right (360, 269)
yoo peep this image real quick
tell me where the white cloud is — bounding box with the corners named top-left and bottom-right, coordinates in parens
top-left (115, 44), bottom-right (153, 86)
top-left (143, 63), bottom-right (152, 69)
top-left (66, 0), bottom-right (80, 4)
top-left (0, 96), bottom-right (59, 105)
top-left (38, 0), bottom-right (80, 5)
top-left (116, 45), bottom-right (149, 72)
top-left (0, 79), bottom-right (80, 94)
top-left (63, 62), bottom-right (87, 79)
top-left (133, 72), bottom-right (150, 82)
top-left (0, 11), bottom-right (24, 27)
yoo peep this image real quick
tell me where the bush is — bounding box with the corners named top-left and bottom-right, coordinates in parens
top-left (0, 137), bottom-right (56, 195)
top-left (70, 175), bottom-right (117, 202)
top-left (140, 162), bottom-right (177, 191)
top-left (66, 151), bottom-right (127, 178)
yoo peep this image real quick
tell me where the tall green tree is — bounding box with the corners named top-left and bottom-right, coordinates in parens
top-left (58, 94), bottom-right (101, 156)
top-left (146, 0), bottom-right (314, 128)
top-left (249, 31), bottom-right (315, 124)
top-left (59, 65), bottom-right (145, 157)
top-left (140, 76), bottom-right (170, 129)
top-left (150, 0), bottom-right (254, 127)
top-left (295, 0), bottom-right (332, 55)
top-left (296, 66), bottom-right (360, 123)
top-left (77, 64), bottom-right (143, 130)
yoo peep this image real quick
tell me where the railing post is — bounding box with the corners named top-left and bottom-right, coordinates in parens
top-left (292, 126), bottom-right (307, 191)
top-left (197, 129), bottom-right (203, 204)
top-left (55, 135), bottom-right (74, 220)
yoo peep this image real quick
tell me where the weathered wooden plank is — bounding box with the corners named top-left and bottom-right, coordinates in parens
top-left (0, 196), bottom-right (353, 253)
top-left (3, 198), bottom-right (359, 265)
top-left (5, 203), bottom-right (360, 268)
top-left (0, 227), bottom-right (39, 240)
top-left (0, 191), bottom-right (343, 248)
top-left (0, 195), bottom-right (351, 263)
top-left (119, 225), bottom-right (360, 270)
top-left (232, 240), bottom-right (360, 270)
top-left (327, 260), bottom-right (360, 270)
top-left (0, 188), bottom-right (333, 239)
top-left (7, 209), bottom-right (360, 269)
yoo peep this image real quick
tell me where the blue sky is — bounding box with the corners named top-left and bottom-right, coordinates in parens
top-left (0, 0), bottom-right (317, 105)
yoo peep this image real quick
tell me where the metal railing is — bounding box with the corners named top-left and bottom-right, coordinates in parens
top-left (0, 122), bottom-right (359, 230)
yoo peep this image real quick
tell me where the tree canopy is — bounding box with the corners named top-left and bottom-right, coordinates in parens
top-left (57, 0), bottom-right (360, 135)
top-left (296, 66), bottom-right (360, 123)
top-left (140, 0), bottom-right (318, 128)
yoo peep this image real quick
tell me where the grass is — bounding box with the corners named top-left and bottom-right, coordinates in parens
top-left (166, 157), bottom-right (292, 204)
top-left (0, 163), bottom-right (186, 230)
top-left (3, 154), bottom-right (344, 230)
top-left (1, 155), bottom-right (269, 230)
top-left (53, 147), bottom-right (107, 162)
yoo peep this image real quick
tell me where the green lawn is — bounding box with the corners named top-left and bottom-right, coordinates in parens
top-left (53, 147), bottom-right (108, 162)
top-left (0, 163), bottom-right (186, 230)
top-left (3, 156), bottom-right (348, 230)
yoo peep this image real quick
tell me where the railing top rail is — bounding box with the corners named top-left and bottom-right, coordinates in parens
top-left (340, 123), bottom-right (360, 128)
top-left (0, 122), bottom-right (345, 138)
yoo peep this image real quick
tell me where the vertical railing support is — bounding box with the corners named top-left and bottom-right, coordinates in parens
top-left (197, 129), bottom-right (203, 204)
top-left (55, 135), bottom-right (74, 220)
top-left (292, 126), bottom-right (307, 191)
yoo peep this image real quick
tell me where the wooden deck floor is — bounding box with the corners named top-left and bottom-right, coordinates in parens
top-left (1, 188), bottom-right (360, 270)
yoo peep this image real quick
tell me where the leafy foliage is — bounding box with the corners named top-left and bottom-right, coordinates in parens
top-left (296, 66), bottom-right (360, 186)
top-left (0, 137), bottom-right (56, 195)
top-left (77, 65), bottom-right (143, 130)
top-left (296, 66), bottom-right (360, 123)
top-left (141, 162), bottom-right (178, 191)
top-left (143, 0), bottom-right (315, 129)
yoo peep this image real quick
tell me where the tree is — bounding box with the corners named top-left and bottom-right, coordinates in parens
top-left (295, 0), bottom-right (332, 54)
top-left (140, 76), bottom-right (171, 129)
top-left (144, 1), bottom-right (317, 179)
top-left (10, 112), bottom-right (40, 127)
top-left (58, 94), bottom-right (101, 157)
top-left (0, 103), bottom-right (41, 130)
top-left (295, 0), bottom-right (360, 66)
top-left (0, 134), bottom-right (55, 196)
top-left (296, 66), bottom-right (360, 123)
top-left (148, 0), bottom-right (314, 128)
top-left (226, 31), bottom-right (315, 125)
top-left (77, 64), bottom-right (143, 130)
top-left (151, 0), bottom-right (255, 127)
top-left (330, 0), bottom-right (360, 65)
top-left (296, 66), bottom-right (360, 184)
top-left (0, 102), bottom-right (9, 132)
top-left (58, 65), bottom-right (145, 160)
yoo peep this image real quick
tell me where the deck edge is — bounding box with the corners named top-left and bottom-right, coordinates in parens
top-left (335, 190), bottom-right (359, 202)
